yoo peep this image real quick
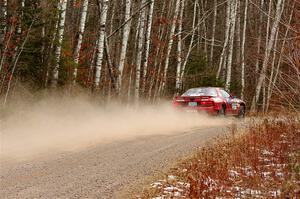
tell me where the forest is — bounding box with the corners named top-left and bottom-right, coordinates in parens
top-left (0, 0), bottom-right (299, 112)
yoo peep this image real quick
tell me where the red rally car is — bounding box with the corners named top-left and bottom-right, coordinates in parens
top-left (173, 87), bottom-right (246, 117)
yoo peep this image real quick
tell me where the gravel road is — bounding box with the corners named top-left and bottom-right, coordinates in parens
top-left (0, 125), bottom-right (228, 199)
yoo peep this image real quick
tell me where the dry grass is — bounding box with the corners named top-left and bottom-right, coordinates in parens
top-left (140, 116), bottom-right (300, 198)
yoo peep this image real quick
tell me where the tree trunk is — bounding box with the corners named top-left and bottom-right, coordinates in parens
top-left (73, 0), bottom-right (89, 84)
top-left (149, 0), bottom-right (168, 100)
top-left (86, 38), bottom-right (98, 87)
top-left (3, 21), bottom-right (34, 106)
top-left (141, 0), bottom-right (154, 94)
top-left (266, 28), bottom-right (279, 110)
top-left (210, 0), bottom-right (217, 63)
top-left (266, 0), bottom-right (295, 112)
top-left (161, 0), bottom-right (180, 94)
top-left (200, 0), bottom-right (208, 60)
top-left (180, 0), bottom-right (197, 91)
top-left (216, 0), bottom-right (231, 79)
top-left (175, 0), bottom-right (185, 94)
top-left (117, 0), bottom-right (131, 93)
top-left (241, 0), bottom-right (248, 100)
top-left (255, 0), bottom-right (264, 77)
top-left (51, 0), bottom-right (68, 88)
top-left (134, 0), bottom-right (146, 101)
top-left (0, 0), bottom-right (7, 44)
top-left (251, 0), bottom-right (285, 111)
top-left (225, 0), bottom-right (237, 91)
top-left (235, 0), bottom-right (241, 67)
top-left (94, 0), bottom-right (109, 90)
top-left (17, 0), bottom-right (26, 34)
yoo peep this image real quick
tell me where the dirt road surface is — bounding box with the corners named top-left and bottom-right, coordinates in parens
top-left (0, 125), bottom-right (228, 199)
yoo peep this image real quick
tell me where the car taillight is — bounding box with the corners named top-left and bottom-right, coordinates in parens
top-left (201, 101), bottom-right (214, 105)
top-left (175, 99), bottom-right (185, 102)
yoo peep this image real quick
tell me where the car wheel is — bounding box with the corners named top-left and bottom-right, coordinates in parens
top-left (237, 105), bottom-right (245, 118)
top-left (218, 106), bottom-right (225, 117)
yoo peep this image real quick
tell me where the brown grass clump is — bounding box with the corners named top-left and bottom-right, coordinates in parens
top-left (141, 116), bottom-right (300, 198)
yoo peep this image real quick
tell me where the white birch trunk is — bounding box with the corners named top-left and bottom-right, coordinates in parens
top-left (1, 0), bottom-right (7, 42)
top-left (117, 0), bottom-right (131, 92)
top-left (134, 0), bottom-right (146, 101)
top-left (17, 0), bottom-right (25, 34)
top-left (251, 0), bottom-right (285, 111)
top-left (266, 0), bottom-right (294, 111)
top-left (73, 0), bottom-right (89, 84)
top-left (225, 0), bottom-right (237, 91)
top-left (51, 0), bottom-right (68, 88)
top-left (175, 0), bottom-right (185, 93)
top-left (94, 0), bottom-right (109, 90)
top-left (179, 0), bottom-right (197, 90)
top-left (161, 0), bottom-right (181, 94)
top-left (235, 0), bottom-right (241, 66)
top-left (200, 0), bottom-right (207, 60)
top-left (148, 0), bottom-right (167, 99)
top-left (108, 1), bottom-right (115, 35)
top-left (241, 0), bottom-right (248, 100)
top-left (264, 1), bottom-right (273, 58)
top-left (255, 0), bottom-right (264, 76)
top-left (210, 0), bottom-right (217, 62)
top-left (0, 0), bottom-right (8, 73)
top-left (262, 80), bottom-right (266, 112)
top-left (127, 68), bottom-right (133, 101)
top-left (45, 16), bottom-right (59, 87)
top-left (267, 29), bottom-right (279, 105)
top-left (216, 1), bottom-right (231, 79)
top-left (141, 0), bottom-right (154, 93)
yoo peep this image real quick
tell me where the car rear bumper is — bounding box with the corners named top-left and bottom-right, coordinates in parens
top-left (176, 106), bottom-right (219, 115)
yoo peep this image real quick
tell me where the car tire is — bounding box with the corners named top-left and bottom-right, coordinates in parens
top-left (218, 106), bottom-right (225, 117)
top-left (237, 105), bottom-right (245, 119)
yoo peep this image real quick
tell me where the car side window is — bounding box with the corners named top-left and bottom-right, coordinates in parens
top-left (220, 90), bottom-right (230, 98)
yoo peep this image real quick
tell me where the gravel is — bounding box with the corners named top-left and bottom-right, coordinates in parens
top-left (0, 125), bottom-right (227, 199)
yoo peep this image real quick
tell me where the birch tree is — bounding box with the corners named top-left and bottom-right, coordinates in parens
top-left (210, 0), bottom-right (217, 62)
top-left (217, 1), bottom-right (231, 79)
top-left (265, 28), bottom-right (279, 111)
top-left (94, 0), bottom-right (109, 90)
top-left (161, 0), bottom-right (180, 94)
top-left (235, 0), bottom-right (241, 66)
top-left (0, 0), bottom-right (7, 43)
top-left (251, 0), bottom-right (285, 111)
top-left (0, 0), bottom-right (8, 73)
top-left (73, 0), bottom-right (89, 84)
top-left (51, 0), bottom-right (68, 88)
top-left (200, 0), bottom-right (208, 60)
top-left (148, 0), bottom-right (168, 99)
top-left (255, 0), bottom-right (264, 76)
top-left (241, 0), bottom-right (248, 100)
top-left (225, 0), bottom-right (237, 91)
top-left (134, 0), bottom-right (146, 101)
top-left (179, 0), bottom-right (197, 89)
top-left (175, 0), bottom-right (185, 93)
top-left (141, 0), bottom-right (154, 94)
top-left (266, 0), bottom-right (295, 111)
top-left (17, 0), bottom-right (26, 34)
top-left (117, 0), bottom-right (131, 92)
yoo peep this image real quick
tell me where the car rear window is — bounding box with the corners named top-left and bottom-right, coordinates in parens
top-left (182, 88), bottom-right (218, 97)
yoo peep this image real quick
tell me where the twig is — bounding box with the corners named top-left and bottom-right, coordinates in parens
top-left (3, 19), bottom-right (35, 107)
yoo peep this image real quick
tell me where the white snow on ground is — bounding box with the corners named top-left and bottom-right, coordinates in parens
top-left (147, 148), bottom-right (291, 198)
top-left (145, 118), bottom-right (299, 199)
top-left (269, 190), bottom-right (281, 197)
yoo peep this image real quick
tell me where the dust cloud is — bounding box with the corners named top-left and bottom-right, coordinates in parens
top-left (0, 97), bottom-right (228, 160)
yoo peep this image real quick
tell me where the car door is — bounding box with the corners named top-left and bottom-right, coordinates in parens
top-left (219, 89), bottom-right (233, 114)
